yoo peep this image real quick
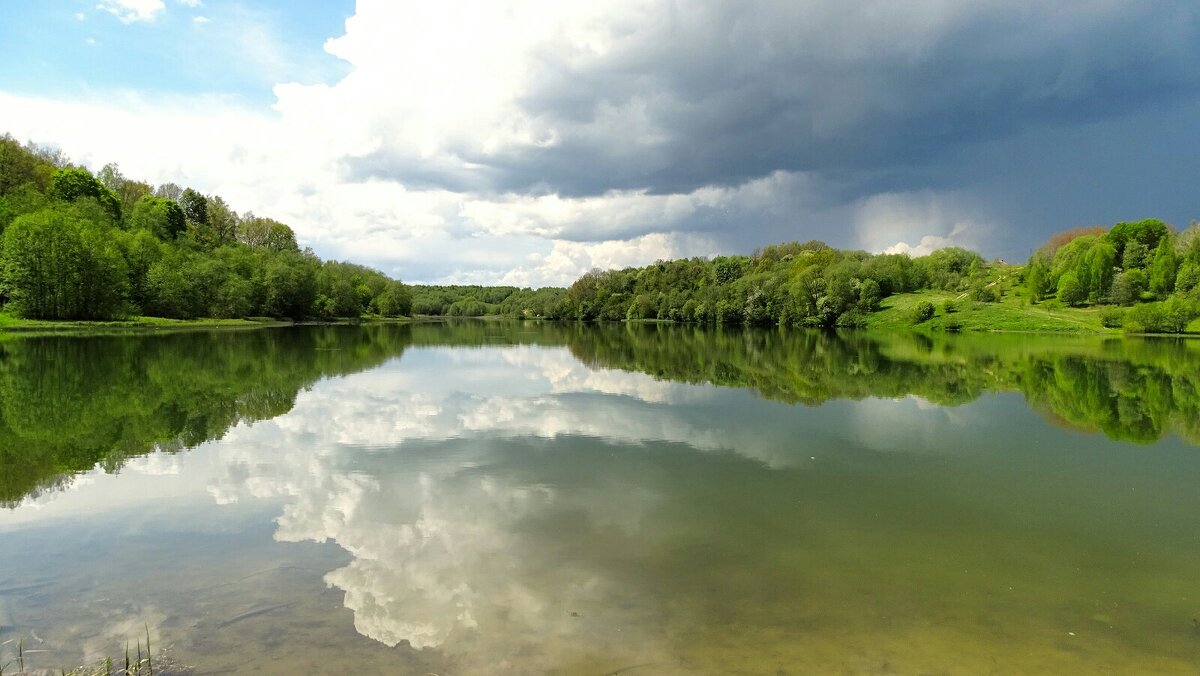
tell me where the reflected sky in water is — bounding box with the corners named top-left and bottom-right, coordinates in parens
top-left (1, 326), bottom-right (1199, 673)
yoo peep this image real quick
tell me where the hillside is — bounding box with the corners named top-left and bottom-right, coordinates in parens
top-left (0, 134), bottom-right (412, 323)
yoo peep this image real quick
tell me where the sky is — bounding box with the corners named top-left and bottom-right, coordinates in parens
top-left (1, 0), bottom-right (1198, 286)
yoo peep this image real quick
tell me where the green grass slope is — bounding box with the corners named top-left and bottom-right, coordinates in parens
top-left (865, 266), bottom-right (1114, 334)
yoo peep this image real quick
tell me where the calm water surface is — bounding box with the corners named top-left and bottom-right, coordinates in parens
top-left (1, 323), bottom-right (1198, 674)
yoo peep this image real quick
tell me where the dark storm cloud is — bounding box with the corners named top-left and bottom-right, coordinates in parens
top-left (345, 0), bottom-right (1200, 199)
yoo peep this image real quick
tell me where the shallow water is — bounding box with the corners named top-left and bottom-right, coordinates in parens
top-left (0, 323), bottom-right (1198, 673)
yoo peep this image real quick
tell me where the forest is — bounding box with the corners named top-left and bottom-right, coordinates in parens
top-left (433, 221), bottom-right (1200, 334)
top-left (411, 245), bottom-right (990, 324)
top-left (0, 134), bottom-right (412, 321)
top-left (3, 133), bottom-right (1198, 333)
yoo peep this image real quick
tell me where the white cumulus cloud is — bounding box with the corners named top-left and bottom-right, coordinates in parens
top-left (96, 0), bottom-right (165, 23)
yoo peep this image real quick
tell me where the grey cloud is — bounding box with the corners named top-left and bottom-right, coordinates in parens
top-left (347, 1), bottom-right (1200, 199)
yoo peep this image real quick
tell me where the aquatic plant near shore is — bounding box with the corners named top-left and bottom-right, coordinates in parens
top-left (0, 626), bottom-right (189, 676)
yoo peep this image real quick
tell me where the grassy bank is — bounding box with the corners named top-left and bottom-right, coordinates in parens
top-left (0, 312), bottom-right (417, 336)
top-left (865, 263), bottom-right (1200, 335)
top-left (0, 313), bottom-right (291, 337)
top-left (865, 289), bottom-right (1116, 333)
top-left (0, 301), bottom-right (1192, 338)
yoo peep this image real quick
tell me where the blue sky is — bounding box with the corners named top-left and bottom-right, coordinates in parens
top-left (1, 1), bottom-right (1198, 285)
top-left (0, 0), bottom-right (352, 104)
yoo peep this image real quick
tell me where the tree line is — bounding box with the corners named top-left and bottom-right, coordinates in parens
top-left (558, 243), bottom-right (991, 326)
top-left (443, 222), bottom-right (1200, 334)
top-left (0, 134), bottom-right (411, 321)
top-left (414, 244), bottom-right (994, 326)
top-left (5, 132), bottom-right (1196, 332)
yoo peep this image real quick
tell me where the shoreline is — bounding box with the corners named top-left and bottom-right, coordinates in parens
top-left (2, 313), bottom-right (1197, 339)
top-left (0, 316), bottom-right (421, 337)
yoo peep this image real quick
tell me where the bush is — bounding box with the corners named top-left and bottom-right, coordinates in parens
top-left (910, 300), bottom-right (935, 324)
top-left (1123, 298), bottom-right (1198, 334)
top-left (941, 300), bottom-right (956, 314)
top-left (1124, 304), bottom-right (1165, 333)
top-left (836, 308), bottom-right (867, 328)
top-left (1099, 307), bottom-right (1125, 329)
top-left (972, 284), bottom-right (998, 303)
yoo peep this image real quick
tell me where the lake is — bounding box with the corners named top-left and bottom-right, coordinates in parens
top-left (1, 322), bottom-right (1198, 674)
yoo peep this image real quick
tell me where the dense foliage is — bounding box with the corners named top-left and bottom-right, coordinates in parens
top-left (416, 221), bottom-right (1199, 335)
top-left (405, 284), bottom-right (569, 320)
top-left (0, 134), bottom-right (411, 320)
top-left (1025, 218), bottom-right (1200, 331)
top-left (551, 242), bottom-right (985, 327)
top-left (408, 244), bottom-right (989, 326)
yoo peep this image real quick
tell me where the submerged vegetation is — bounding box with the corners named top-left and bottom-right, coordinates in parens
top-left (0, 625), bottom-right (187, 676)
top-left (0, 134), bottom-right (411, 322)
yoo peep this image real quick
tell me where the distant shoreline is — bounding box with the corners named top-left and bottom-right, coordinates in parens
top-left (2, 313), bottom-right (1197, 339)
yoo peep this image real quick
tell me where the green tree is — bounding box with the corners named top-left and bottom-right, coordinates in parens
top-left (1108, 272), bottom-right (1141, 306)
top-left (1025, 252), bottom-right (1051, 302)
top-left (1176, 261), bottom-right (1200, 296)
top-left (144, 250), bottom-right (206, 318)
top-left (262, 250), bottom-right (319, 318)
top-left (1106, 218), bottom-right (1170, 266)
top-left (857, 278), bottom-right (882, 312)
top-left (1149, 237), bottom-right (1177, 297)
top-left (0, 134), bottom-right (52, 195)
top-left (1123, 240), bottom-right (1149, 270)
top-left (714, 257), bottom-right (746, 285)
top-left (206, 194), bottom-right (238, 244)
top-left (1056, 271), bottom-right (1086, 306)
top-left (128, 196), bottom-right (187, 240)
top-left (2, 206), bottom-right (129, 319)
top-left (0, 184), bottom-right (48, 231)
top-left (117, 229), bottom-right (164, 312)
top-left (374, 281), bottom-right (413, 317)
top-left (238, 215), bottom-right (299, 252)
top-left (179, 188), bottom-right (208, 226)
top-left (97, 163), bottom-right (151, 217)
top-left (915, 248), bottom-right (983, 291)
top-left (47, 167), bottom-right (121, 222)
